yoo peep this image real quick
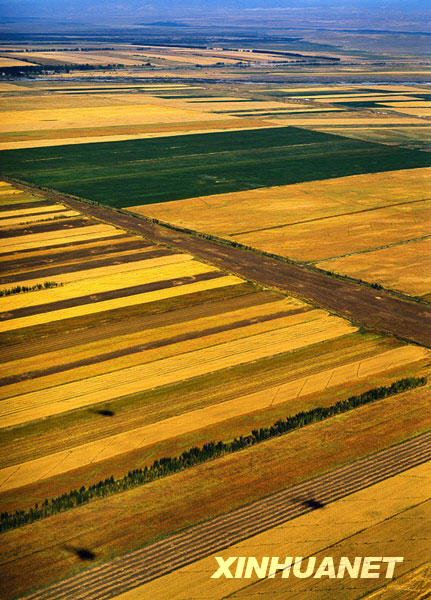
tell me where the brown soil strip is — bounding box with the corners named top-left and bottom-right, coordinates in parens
top-left (0, 238), bottom-right (153, 274)
top-left (0, 216), bottom-right (92, 238)
top-left (48, 192), bottom-right (431, 347)
top-left (0, 200), bottom-right (53, 212)
top-left (0, 233), bottom-right (128, 257)
top-left (0, 285), bottom-right (268, 360)
top-left (0, 307), bottom-right (308, 387)
top-left (0, 247), bottom-right (174, 284)
top-left (0, 270), bottom-right (224, 321)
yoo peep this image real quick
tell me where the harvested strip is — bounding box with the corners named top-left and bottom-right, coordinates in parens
top-left (0, 236), bottom-right (148, 270)
top-left (0, 204), bottom-right (69, 218)
top-left (0, 257), bottom-right (209, 312)
top-left (0, 269), bottom-right (220, 322)
top-left (0, 308), bottom-right (315, 397)
top-left (0, 346), bottom-right (427, 492)
top-left (0, 232), bottom-right (128, 257)
top-left (0, 216), bottom-right (92, 238)
top-left (1, 224), bottom-right (124, 252)
top-left (0, 315), bottom-right (354, 427)
top-left (0, 334), bottom-right (397, 466)
top-left (0, 200), bottom-right (54, 212)
top-left (0, 247), bottom-right (175, 285)
top-left (0, 252), bottom-right (193, 293)
top-left (0, 210), bottom-right (79, 227)
top-left (0, 275), bottom-right (242, 334)
top-left (0, 286), bottom-right (270, 362)
top-left (0, 297), bottom-right (305, 382)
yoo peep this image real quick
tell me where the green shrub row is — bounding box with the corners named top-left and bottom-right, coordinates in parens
top-left (0, 281), bottom-right (62, 297)
top-left (0, 376), bottom-right (426, 534)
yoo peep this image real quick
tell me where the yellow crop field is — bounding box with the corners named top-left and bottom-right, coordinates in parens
top-left (0, 57), bottom-right (38, 67)
top-left (1, 223), bottom-right (123, 252)
top-left (268, 114), bottom-right (425, 125)
top-left (0, 253), bottom-right (194, 292)
top-left (0, 103), bottom-right (234, 133)
top-left (316, 238), bottom-right (431, 296)
top-left (0, 297), bottom-right (305, 380)
top-left (313, 94), bottom-right (417, 102)
top-left (128, 461), bottom-right (431, 600)
top-left (0, 315), bottom-right (355, 427)
top-left (383, 101), bottom-right (431, 108)
top-left (0, 275), bottom-right (242, 334)
top-left (0, 234), bottom-right (139, 264)
top-left (0, 309), bottom-right (321, 398)
top-left (0, 204), bottom-right (68, 218)
top-left (385, 106), bottom-right (431, 116)
top-left (0, 120), bottom-right (270, 150)
top-left (235, 199), bottom-right (431, 262)
top-left (0, 258), bottom-right (212, 311)
top-left (134, 168), bottom-right (431, 238)
top-left (0, 210), bottom-right (78, 227)
top-left (6, 51), bottom-right (148, 66)
top-left (0, 344), bottom-right (426, 492)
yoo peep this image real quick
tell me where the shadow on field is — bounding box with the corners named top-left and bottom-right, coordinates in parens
top-left (65, 546), bottom-right (96, 561)
top-left (295, 497), bottom-right (325, 510)
top-left (93, 408), bottom-right (115, 417)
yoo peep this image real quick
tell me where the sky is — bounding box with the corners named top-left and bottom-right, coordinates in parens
top-left (1, 0), bottom-right (430, 30)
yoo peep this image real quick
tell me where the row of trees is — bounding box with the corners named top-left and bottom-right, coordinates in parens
top-left (0, 281), bottom-right (61, 297)
top-left (0, 376), bottom-right (426, 533)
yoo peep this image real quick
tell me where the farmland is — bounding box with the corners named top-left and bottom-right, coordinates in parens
top-left (1, 127), bottom-right (430, 209)
top-left (1, 24), bottom-right (431, 600)
top-left (0, 177), bottom-right (430, 600)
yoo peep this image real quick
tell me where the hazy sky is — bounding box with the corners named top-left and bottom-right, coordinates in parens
top-left (1, 0), bottom-right (430, 29)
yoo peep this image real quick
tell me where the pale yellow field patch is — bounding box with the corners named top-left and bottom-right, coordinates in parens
top-left (383, 101), bottom-right (431, 108)
top-left (0, 345), bottom-right (426, 492)
top-left (0, 210), bottom-right (79, 227)
top-left (1, 223), bottom-right (123, 252)
top-left (0, 57), bottom-right (37, 67)
top-left (133, 168), bottom-right (431, 239)
top-left (0, 297), bottom-right (305, 380)
top-left (0, 308), bottom-right (319, 398)
top-left (109, 460), bottom-right (431, 600)
top-left (268, 115), bottom-right (425, 125)
top-left (311, 94), bottom-right (418, 102)
top-left (0, 253), bottom-right (194, 292)
top-left (0, 203), bottom-right (68, 218)
top-left (384, 107), bottom-right (431, 117)
top-left (0, 122), bottom-right (273, 151)
top-left (0, 103), bottom-right (233, 133)
top-left (316, 238), bottom-right (431, 297)
top-left (0, 275), bottom-right (242, 334)
top-left (233, 199), bottom-right (431, 262)
top-left (0, 257), bottom-right (211, 311)
top-left (0, 315), bottom-right (354, 427)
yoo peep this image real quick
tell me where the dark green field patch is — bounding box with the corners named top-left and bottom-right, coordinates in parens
top-left (0, 126), bottom-right (429, 208)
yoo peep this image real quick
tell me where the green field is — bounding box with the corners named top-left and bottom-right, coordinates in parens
top-left (1, 126), bottom-right (430, 207)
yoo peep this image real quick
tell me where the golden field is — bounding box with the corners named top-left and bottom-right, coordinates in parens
top-left (135, 167), bottom-right (431, 297)
top-left (0, 72), bottom-right (430, 599)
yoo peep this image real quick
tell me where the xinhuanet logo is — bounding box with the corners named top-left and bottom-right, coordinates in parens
top-left (211, 556), bottom-right (404, 579)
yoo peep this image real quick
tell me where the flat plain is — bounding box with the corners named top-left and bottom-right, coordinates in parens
top-left (1, 45), bottom-right (431, 600)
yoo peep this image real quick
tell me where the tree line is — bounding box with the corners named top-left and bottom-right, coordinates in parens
top-left (0, 376), bottom-right (426, 534)
top-left (0, 281), bottom-right (61, 297)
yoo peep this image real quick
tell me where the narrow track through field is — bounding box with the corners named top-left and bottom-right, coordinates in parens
top-left (21, 430), bottom-right (431, 600)
top-left (7, 182), bottom-right (430, 348)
